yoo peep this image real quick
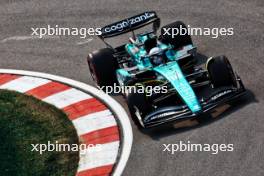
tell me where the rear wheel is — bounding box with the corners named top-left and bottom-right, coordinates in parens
top-left (160, 21), bottom-right (193, 49)
top-left (206, 55), bottom-right (237, 88)
top-left (160, 21), bottom-right (196, 72)
top-left (87, 48), bottom-right (118, 87)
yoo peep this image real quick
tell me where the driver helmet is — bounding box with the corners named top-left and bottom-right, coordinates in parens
top-left (149, 47), bottom-right (163, 65)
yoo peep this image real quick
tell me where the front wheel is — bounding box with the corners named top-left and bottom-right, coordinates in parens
top-left (206, 55), bottom-right (237, 88)
top-left (126, 88), bottom-right (151, 128)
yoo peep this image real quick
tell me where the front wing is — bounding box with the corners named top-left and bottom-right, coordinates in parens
top-left (142, 78), bottom-right (246, 128)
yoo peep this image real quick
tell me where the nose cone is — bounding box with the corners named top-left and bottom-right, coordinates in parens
top-left (154, 61), bottom-right (201, 113)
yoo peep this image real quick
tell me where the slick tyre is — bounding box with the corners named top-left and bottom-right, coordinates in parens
top-left (206, 55), bottom-right (237, 88)
top-left (127, 89), bottom-right (151, 128)
top-left (87, 48), bottom-right (118, 87)
top-left (160, 21), bottom-right (193, 49)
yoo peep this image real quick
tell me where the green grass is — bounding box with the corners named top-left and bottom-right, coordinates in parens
top-left (0, 90), bottom-right (79, 176)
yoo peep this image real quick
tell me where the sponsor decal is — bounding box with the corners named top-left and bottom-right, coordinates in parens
top-left (148, 111), bottom-right (177, 121)
top-left (103, 12), bottom-right (155, 33)
top-left (210, 89), bottom-right (233, 101)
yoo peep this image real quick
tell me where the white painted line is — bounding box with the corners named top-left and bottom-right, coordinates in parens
top-left (1, 35), bottom-right (59, 43)
top-left (76, 38), bottom-right (93, 45)
top-left (0, 76), bottom-right (50, 93)
top-left (78, 141), bottom-right (120, 172)
top-left (0, 69), bottom-right (133, 176)
top-left (72, 110), bottom-right (117, 135)
top-left (43, 88), bottom-right (92, 109)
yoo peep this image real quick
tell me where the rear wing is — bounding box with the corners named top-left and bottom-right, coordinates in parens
top-left (100, 11), bottom-right (160, 39)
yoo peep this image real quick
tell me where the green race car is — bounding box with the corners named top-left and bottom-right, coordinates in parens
top-left (87, 11), bottom-right (246, 128)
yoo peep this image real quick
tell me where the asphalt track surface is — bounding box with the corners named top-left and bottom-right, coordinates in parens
top-left (0, 0), bottom-right (264, 176)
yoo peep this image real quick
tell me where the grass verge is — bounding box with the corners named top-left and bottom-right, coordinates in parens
top-left (0, 90), bottom-right (79, 176)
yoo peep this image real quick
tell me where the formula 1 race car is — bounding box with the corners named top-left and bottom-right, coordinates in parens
top-left (87, 11), bottom-right (246, 128)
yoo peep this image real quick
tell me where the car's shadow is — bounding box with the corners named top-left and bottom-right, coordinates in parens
top-left (139, 89), bottom-right (256, 140)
